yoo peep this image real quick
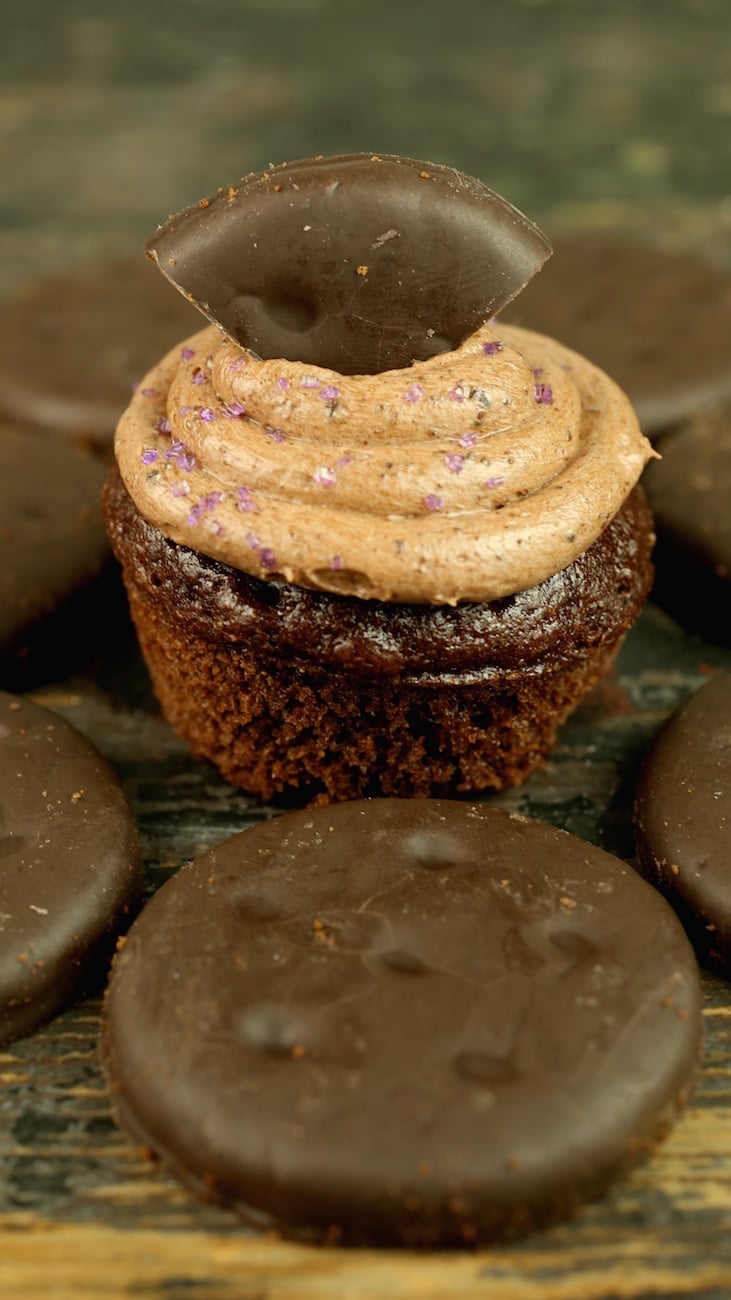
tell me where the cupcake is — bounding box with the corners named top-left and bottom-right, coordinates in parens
top-left (103, 154), bottom-right (655, 804)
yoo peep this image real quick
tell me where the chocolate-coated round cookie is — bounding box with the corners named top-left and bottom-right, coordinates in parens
top-left (501, 234), bottom-right (731, 435)
top-left (0, 257), bottom-right (199, 443)
top-left (642, 403), bottom-right (731, 644)
top-left (0, 421), bottom-right (112, 686)
top-left (635, 673), bottom-right (731, 974)
top-left (146, 153), bottom-right (551, 374)
top-left (0, 692), bottom-right (142, 1045)
top-left (102, 799), bottom-right (701, 1247)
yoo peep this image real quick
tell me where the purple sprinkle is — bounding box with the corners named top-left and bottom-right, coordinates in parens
top-left (179, 404), bottom-right (191, 416)
top-left (181, 347), bottom-right (195, 361)
top-left (245, 530), bottom-right (261, 550)
top-left (155, 416), bottom-right (171, 435)
top-left (277, 376), bottom-right (290, 391)
top-left (199, 407), bottom-right (217, 423)
top-left (259, 547), bottom-right (277, 571)
top-left (485, 476), bottom-right (506, 488)
top-left (533, 383), bottom-right (553, 405)
top-left (187, 491), bottom-right (223, 526)
top-left (192, 371), bottom-right (207, 386)
top-left (449, 385), bottom-right (465, 403)
top-left (222, 401), bottom-right (247, 418)
top-left (459, 432), bottom-right (477, 449)
top-left (532, 367), bottom-right (544, 378)
top-left (404, 383), bottom-right (424, 403)
top-left (170, 480), bottom-right (190, 497)
top-left (165, 439), bottom-right (196, 471)
top-left (445, 454), bottom-right (465, 474)
top-left (482, 341), bottom-right (503, 356)
top-left (301, 375), bottom-right (319, 389)
top-left (265, 426), bottom-right (286, 443)
top-left (424, 493), bottom-right (445, 512)
top-left (236, 486), bottom-right (257, 513)
top-left (314, 465), bottom-right (336, 486)
top-left (319, 385), bottom-right (341, 401)
top-left (131, 381), bottom-right (139, 393)
top-left (141, 387), bottom-right (158, 398)
top-left (229, 356), bottom-right (246, 372)
top-left (336, 454), bottom-right (354, 468)
top-left (210, 522), bottom-right (225, 537)
top-left (330, 555), bottom-right (344, 571)
top-left (141, 448), bottom-right (159, 464)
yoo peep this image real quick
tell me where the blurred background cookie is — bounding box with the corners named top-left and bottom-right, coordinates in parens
top-left (0, 420), bottom-right (116, 686)
top-left (642, 401), bottom-right (731, 644)
top-left (0, 257), bottom-right (199, 447)
top-left (501, 235), bottom-right (731, 437)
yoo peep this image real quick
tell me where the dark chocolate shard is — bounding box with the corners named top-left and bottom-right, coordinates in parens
top-left (146, 153), bottom-right (552, 375)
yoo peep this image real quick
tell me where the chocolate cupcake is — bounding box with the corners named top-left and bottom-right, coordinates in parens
top-left (103, 154), bottom-right (655, 803)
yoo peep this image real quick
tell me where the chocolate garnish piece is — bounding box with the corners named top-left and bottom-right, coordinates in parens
top-left (635, 672), bottom-right (731, 974)
top-left (146, 153), bottom-right (551, 374)
top-left (102, 799), bottom-right (701, 1247)
top-left (0, 692), bottom-right (142, 1046)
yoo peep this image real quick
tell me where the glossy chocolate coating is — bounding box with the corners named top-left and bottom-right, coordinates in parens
top-left (103, 800), bottom-right (701, 1247)
top-left (635, 672), bottom-right (731, 974)
top-left (104, 467), bottom-right (654, 681)
top-left (0, 692), bottom-right (142, 1045)
top-left (146, 153), bottom-right (551, 374)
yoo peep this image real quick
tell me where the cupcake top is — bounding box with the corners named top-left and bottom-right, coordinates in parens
top-left (115, 154), bottom-right (654, 605)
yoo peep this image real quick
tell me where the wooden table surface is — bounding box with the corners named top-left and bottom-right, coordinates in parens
top-left (2, 2), bottom-right (731, 1296)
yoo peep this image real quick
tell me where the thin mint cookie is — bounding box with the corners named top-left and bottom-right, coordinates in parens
top-left (102, 799), bottom-right (701, 1247)
top-left (0, 257), bottom-right (199, 444)
top-left (635, 672), bottom-right (731, 974)
top-left (0, 692), bottom-right (142, 1045)
top-left (0, 421), bottom-right (112, 686)
top-left (642, 403), bottom-right (731, 644)
top-left (502, 234), bottom-right (731, 435)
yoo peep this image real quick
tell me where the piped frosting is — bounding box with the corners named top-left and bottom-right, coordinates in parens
top-left (115, 321), bottom-right (654, 604)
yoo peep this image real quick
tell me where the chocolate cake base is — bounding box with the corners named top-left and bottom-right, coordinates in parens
top-left (103, 469), bottom-right (654, 803)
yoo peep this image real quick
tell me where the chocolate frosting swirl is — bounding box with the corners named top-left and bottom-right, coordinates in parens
top-left (114, 322), bottom-right (653, 604)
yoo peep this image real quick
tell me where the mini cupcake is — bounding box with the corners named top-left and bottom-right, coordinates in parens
top-left (103, 154), bottom-right (655, 803)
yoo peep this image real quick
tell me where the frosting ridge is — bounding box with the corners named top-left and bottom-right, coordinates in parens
top-left (114, 322), bottom-right (653, 604)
